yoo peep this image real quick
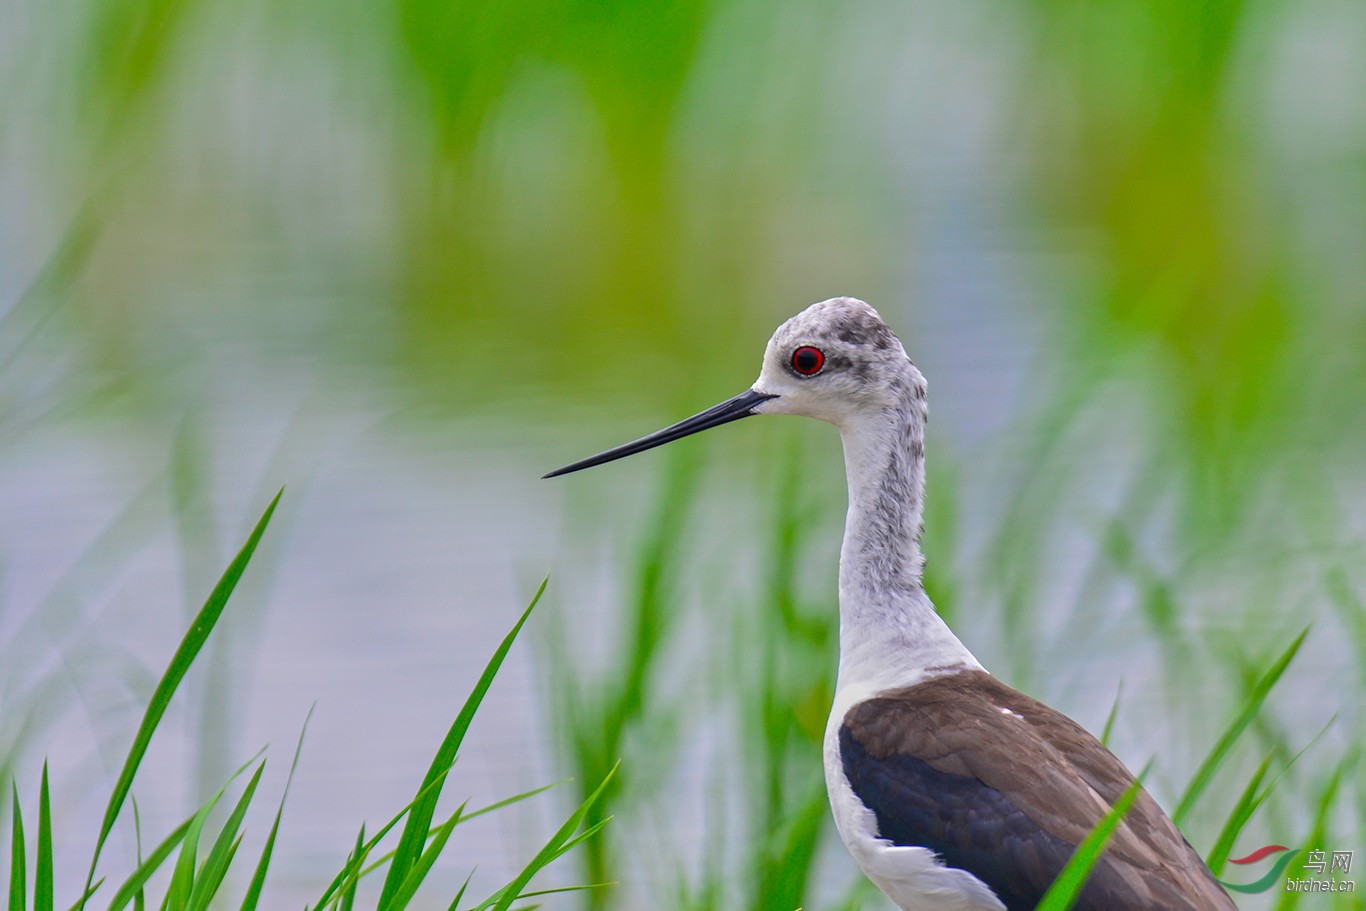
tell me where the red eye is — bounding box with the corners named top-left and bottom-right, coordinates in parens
top-left (791, 346), bottom-right (825, 376)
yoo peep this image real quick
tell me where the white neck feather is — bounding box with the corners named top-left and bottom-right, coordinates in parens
top-left (833, 385), bottom-right (981, 696)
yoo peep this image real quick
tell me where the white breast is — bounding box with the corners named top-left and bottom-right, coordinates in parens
top-left (823, 687), bottom-right (1006, 911)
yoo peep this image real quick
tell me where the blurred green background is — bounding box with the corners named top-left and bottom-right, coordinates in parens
top-left (2, 0), bottom-right (1364, 907)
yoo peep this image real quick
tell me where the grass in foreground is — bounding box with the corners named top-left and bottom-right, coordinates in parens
top-left (4, 492), bottom-right (611, 911)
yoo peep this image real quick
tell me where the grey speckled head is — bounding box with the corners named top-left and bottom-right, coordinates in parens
top-left (543, 296), bottom-right (925, 477)
top-left (752, 297), bottom-right (926, 428)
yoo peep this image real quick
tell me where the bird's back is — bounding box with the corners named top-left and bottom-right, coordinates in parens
top-left (832, 670), bottom-right (1236, 911)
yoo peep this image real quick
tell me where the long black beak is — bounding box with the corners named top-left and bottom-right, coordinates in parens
top-left (544, 389), bottom-right (777, 479)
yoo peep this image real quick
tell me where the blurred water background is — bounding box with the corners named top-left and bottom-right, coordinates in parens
top-left (2, 0), bottom-right (1365, 908)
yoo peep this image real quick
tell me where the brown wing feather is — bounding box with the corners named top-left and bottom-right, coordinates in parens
top-left (844, 670), bottom-right (1235, 910)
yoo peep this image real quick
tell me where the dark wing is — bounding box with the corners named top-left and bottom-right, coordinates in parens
top-left (839, 670), bottom-right (1235, 911)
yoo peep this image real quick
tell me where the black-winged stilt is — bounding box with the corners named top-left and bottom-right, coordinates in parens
top-left (546, 297), bottom-right (1234, 911)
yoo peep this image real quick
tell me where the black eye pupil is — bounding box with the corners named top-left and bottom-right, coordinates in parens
top-left (792, 347), bottom-right (824, 375)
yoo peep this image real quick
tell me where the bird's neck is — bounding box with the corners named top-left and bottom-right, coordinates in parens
top-left (835, 401), bottom-right (981, 694)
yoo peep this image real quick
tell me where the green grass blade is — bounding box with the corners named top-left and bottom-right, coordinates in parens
top-left (163, 808), bottom-right (212, 909)
top-left (358, 781), bottom-right (565, 881)
top-left (544, 818), bottom-right (612, 865)
top-left (1209, 712), bottom-right (1337, 878)
top-left (338, 827), bottom-right (365, 911)
top-left (478, 882), bottom-right (614, 911)
top-left (185, 762), bottom-right (264, 911)
top-left (162, 751), bottom-right (262, 911)
top-left (462, 782), bottom-right (564, 825)
top-left (443, 872), bottom-right (473, 911)
top-left (80, 491), bottom-right (283, 909)
top-left (513, 884), bottom-right (614, 901)
top-left (1100, 680), bottom-right (1123, 749)
top-left (9, 783), bottom-right (25, 911)
top-left (1206, 751), bottom-right (1273, 876)
top-left (131, 800), bottom-right (142, 859)
top-left (1173, 628), bottom-right (1307, 826)
top-left (316, 828), bottom-right (385, 909)
top-left (35, 765), bottom-right (51, 911)
top-left (385, 802), bottom-right (467, 911)
top-left (312, 772), bottom-right (450, 910)
top-left (1036, 770), bottom-right (1146, 911)
top-left (469, 763), bottom-right (617, 911)
top-left (752, 783), bottom-right (826, 911)
top-left (188, 839), bottom-right (241, 911)
top-left (130, 799), bottom-right (144, 911)
top-left (105, 817), bottom-right (194, 911)
top-left (377, 578), bottom-right (547, 910)
top-left (62, 883), bottom-right (102, 911)
top-left (1273, 754), bottom-right (1354, 910)
top-left (238, 707), bottom-right (313, 911)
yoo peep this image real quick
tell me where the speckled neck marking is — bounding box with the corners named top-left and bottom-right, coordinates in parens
top-left (834, 357), bottom-right (980, 693)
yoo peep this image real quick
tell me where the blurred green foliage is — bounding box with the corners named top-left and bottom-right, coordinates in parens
top-left (8, 0), bottom-right (1358, 472)
top-left (4, 0), bottom-right (1365, 908)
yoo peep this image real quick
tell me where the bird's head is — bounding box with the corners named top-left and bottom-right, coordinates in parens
top-left (752, 296), bottom-right (921, 427)
top-left (544, 296), bottom-right (922, 479)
